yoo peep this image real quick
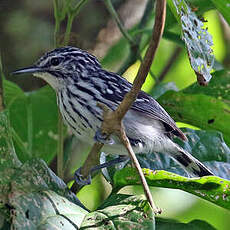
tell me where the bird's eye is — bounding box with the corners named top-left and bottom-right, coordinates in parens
top-left (50, 57), bottom-right (61, 66)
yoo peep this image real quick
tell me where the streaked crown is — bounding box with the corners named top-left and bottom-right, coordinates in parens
top-left (36, 46), bottom-right (102, 75)
top-left (13, 46), bottom-right (102, 90)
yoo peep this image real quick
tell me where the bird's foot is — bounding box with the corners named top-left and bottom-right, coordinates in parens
top-left (94, 130), bottom-right (114, 145)
top-left (74, 167), bottom-right (92, 185)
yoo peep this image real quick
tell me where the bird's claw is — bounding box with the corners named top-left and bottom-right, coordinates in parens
top-left (74, 167), bottom-right (92, 185)
top-left (94, 130), bottom-right (114, 145)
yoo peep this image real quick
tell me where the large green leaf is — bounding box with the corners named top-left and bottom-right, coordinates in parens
top-left (0, 158), bottom-right (88, 229)
top-left (156, 218), bottom-right (216, 230)
top-left (80, 194), bottom-right (155, 229)
top-left (3, 79), bottom-right (59, 163)
top-left (167, 0), bottom-right (214, 85)
top-left (11, 190), bottom-right (87, 230)
top-left (158, 91), bottom-right (230, 146)
top-left (0, 111), bottom-right (21, 170)
top-left (183, 70), bottom-right (230, 102)
top-left (0, 110), bottom-right (21, 215)
top-left (113, 168), bottom-right (230, 210)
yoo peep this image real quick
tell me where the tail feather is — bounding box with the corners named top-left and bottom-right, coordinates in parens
top-left (170, 146), bottom-right (213, 177)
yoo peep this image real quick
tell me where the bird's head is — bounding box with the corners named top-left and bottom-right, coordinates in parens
top-left (12, 46), bottom-right (101, 90)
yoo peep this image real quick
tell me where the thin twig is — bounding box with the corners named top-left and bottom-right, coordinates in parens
top-left (114, 0), bottom-right (166, 120)
top-left (118, 0), bottom-right (155, 75)
top-left (156, 46), bottom-right (182, 85)
top-left (54, 0), bottom-right (89, 178)
top-left (119, 125), bottom-right (161, 213)
top-left (57, 110), bottom-right (64, 178)
top-left (103, 0), bottom-right (135, 46)
top-left (70, 142), bottom-right (104, 192)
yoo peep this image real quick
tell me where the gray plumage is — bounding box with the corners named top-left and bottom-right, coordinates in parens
top-left (13, 46), bottom-right (213, 177)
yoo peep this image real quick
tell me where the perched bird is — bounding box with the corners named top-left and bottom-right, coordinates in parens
top-left (13, 46), bottom-right (213, 180)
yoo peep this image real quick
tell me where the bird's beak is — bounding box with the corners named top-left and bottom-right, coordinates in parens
top-left (12, 66), bottom-right (43, 75)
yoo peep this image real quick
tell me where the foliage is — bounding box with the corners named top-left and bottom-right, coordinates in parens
top-left (0, 0), bottom-right (230, 229)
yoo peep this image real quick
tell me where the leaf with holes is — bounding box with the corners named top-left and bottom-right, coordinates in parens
top-left (168, 0), bottom-right (214, 85)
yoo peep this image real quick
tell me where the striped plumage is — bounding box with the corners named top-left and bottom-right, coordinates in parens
top-left (13, 46), bottom-right (213, 177)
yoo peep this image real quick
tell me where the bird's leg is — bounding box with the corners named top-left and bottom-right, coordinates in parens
top-left (74, 155), bottom-right (129, 185)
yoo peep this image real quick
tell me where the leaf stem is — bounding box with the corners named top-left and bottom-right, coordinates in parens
top-left (53, 0), bottom-right (89, 178)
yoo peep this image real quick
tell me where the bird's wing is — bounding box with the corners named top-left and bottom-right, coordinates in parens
top-left (131, 91), bottom-right (187, 140)
top-left (94, 71), bottom-right (186, 140)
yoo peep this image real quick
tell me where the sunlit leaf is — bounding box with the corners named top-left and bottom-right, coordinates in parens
top-left (113, 168), bottom-right (230, 210)
top-left (156, 218), bottom-right (216, 230)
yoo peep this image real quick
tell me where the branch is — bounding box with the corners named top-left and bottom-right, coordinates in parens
top-left (103, 0), bottom-right (135, 45)
top-left (118, 0), bottom-right (155, 75)
top-left (156, 46), bottom-right (182, 85)
top-left (114, 0), bottom-right (166, 120)
top-left (71, 0), bottom-right (166, 214)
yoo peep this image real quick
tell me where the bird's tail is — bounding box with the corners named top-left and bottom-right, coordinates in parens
top-left (169, 144), bottom-right (213, 177)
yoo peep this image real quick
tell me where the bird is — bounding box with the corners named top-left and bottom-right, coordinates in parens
top-left (13, 46), bottom-right (213, 182)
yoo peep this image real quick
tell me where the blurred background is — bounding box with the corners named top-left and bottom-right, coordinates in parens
top-left (0, 0), bottom-right (230, 229)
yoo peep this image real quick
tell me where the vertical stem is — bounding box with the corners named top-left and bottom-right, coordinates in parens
top-left (53, 0), bottom-right (64, 178)
top-left (53, 0), bottom-right (88, 178)
top-left (63, 14), bottom-right (74, 45)
top-left (53, 0), bottom-right (60, 47)
top-left (104, 0), bottom-right (134, 45)
top-left (57, 110), bottom-right (64, 178)
top-left (27, 97), bottom-right (33, 157)
top-left (0, 55), bottom-right (4, 112)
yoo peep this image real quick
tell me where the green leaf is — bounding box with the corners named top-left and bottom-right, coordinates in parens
top-left (0, 110), bottom-right (21, 212)
top-left (167, 0), bottom-right (214, 85)
top-left (11, 190), bottom-right (87, 230)
top-left (0, 110), bottom-right (21, 170)
top-left (113, 168), bottom-right (230, 210)
top-left (158, 91), bottom-right (230, 146)
top-left (174, 128), bottom-right (230, 162)
top-left (156, 218), bottom-right (217, 230)
top-left (210, 0), bottom-right (230, 26)
top-left (0, 158), bottom-right (88, 229)
top-left (80, 194), bottom-right (155, 229)
top-left (3, 79), bottom-right (59, 163)
top-left (150, 82), bottom-right (178, 99)
top-left (183, 70), bottom-right (230, 102)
